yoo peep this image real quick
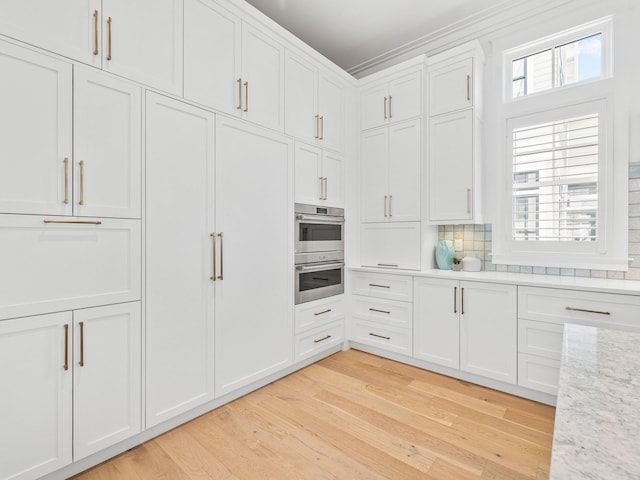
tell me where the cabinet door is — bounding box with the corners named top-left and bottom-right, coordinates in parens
top-left (0, 215), bottom-right (141, 321)
top-left (184, 0), bottom-right (241, 114)
top-left (318, 72), bottom-right (345, 153)
top-left (0, 312), bottom-right (72, 480)
top-left (322, 150), bottom-right (344, 207)
top-left (73, 302), bottom-right (141, 460)
top-left (388, 119), bottom-right (421, 222)
top-left (241, 23), bottom-right (285, 131)
top-left (360, 222), bottom-right (421, 270)
top-left (294, 142), bottom-right (322, 205)
top-left (388, 69), bottom-right (422, 124)
top-left (285, 52), bottom-right (318, 143)
top-left (215, 116), bottom-right (293, 396)
top-left (460, 282), bottom-right (517, 384)
top-left (429, 57), bottom-right (473, 116)
top-left (0, 1), bottom-right (101, 66)
top-left (361, 128), bottom-right (388, 223)
top-left (360, 82), bottom-right (387, 130)
top-left (74, 68), bottom-right (142, 219)
top-left (0, 41), bottom-right (72, 216)
top-left (428, 110), bottom-right (474, 222)
top-left (145, 93), bottom-right (215, 427)
top-left (413, 278), bottom-right (459, 368)
top-left (102, 0), bottom-right (183, 95)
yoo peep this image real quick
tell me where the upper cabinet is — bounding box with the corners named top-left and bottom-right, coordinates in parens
top-left (360, 58), bottom-right (424, 131)
top-left (295, 142), bottom-right (344, 207)
top-left (184, 0), bottom-right (284, 131)
top-left (285, 51), bottom-right (345, 152)
top-left (426, 41), bottom-right (484, 224)
top-left (0, 0), bottom-right (183, 95)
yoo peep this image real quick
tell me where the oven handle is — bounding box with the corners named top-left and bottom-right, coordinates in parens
top-left (296, 214), bottom-right (345, 223)
top-left (296, 262), bottom-right (345, 273)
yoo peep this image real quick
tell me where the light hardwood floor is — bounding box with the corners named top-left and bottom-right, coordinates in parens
top-left (73, 349), bottom-right (555, 479)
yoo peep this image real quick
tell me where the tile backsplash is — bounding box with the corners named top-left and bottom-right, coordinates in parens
top-left (437, 163), bottom-right (640, 281)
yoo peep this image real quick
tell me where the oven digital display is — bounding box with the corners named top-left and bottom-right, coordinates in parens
top-left (316, 207), bottom-right (328, 214)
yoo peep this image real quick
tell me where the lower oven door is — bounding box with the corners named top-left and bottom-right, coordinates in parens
top-left (295, 261), bottom-right (345, 305)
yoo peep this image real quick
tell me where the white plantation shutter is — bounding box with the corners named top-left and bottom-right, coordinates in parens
top-left (511, 112), bottom-right (599, 242)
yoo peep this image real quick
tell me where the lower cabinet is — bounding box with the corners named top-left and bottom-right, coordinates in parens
top-left (294, 297), bottom-right (345, 362)
top-left (0, 302), bottom-right (141, 480)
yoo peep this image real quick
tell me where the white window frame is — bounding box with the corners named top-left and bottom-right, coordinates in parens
top-left (493, 16), bottom-right (629, 271)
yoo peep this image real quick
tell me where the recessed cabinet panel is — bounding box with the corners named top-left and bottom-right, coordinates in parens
top-left (360, 222), bottom-right (421, 270)
top-left (428, 57), bottom-right (473, 115)
top-left (294, 142), bottom-right (323, 205)
top-left (361, 83), bottom-right (388, 131)
top-left (318, 72), bottom-right (345, 153)
top-left (285, 52), bottom-right (318, 143)
top-left (322, 150), bottom-right (344, 207)
top-left (361, 128), bottom-right (389, 223)
top-left (387, 70), bottom-right (422, 124)
top-left (0, 215), bottom-right (141, 321)
top-left (518, 353), bottom-right (560, 396)
top-left (0, 42), bottom-right (72, 216)
top-left (388, 119), bottom-right (421, 222)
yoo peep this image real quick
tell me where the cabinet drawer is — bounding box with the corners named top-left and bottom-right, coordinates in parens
top-left (295, 296), bottom-right (345, 334)
top-left (352, 297), bottom-right (412, 329)
top-left (518, 319), bottom-right (563, 360)
top-left (352, 271), bottom-right (413, 301)
top-left (518, 353), bottom-right (560, 396)
top-left (0, 215), bottom-right (141, 320)
top-left (352, 319), bottom-right (412, 355)
top-left (294, 321), bottom-right (344, 362)
top-left (518, 286), bottom-right (640, 330)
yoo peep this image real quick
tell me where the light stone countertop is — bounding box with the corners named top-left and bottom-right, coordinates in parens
top-left (550, 324), bottom-right (640, 479)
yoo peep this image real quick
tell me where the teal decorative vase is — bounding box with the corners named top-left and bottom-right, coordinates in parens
top-left (435, 240), bottom-right (454, 270)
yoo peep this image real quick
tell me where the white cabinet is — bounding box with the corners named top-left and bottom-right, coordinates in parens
top-left (360, 222), bottom-right (421, 270)
top-left (0, 312), bottom-right (72, 480)
top-left (214, 116), bottom-right (293, 396)
top-left (295, 142), bottom-right (344, 207)
top-left (360, 61), bottom-right (423, 130)
top-left (427, 41), bottom-right (484, 224)
top-left (285, 51), bottom-right (345, 152)
top-left (361, 119), bottom-right (421, 223)
top-left (294, 296), bottom-right (345, 362)
top-left (0, 303), bottom-right (140, 480)
top-left (145, 93), bottom-right (216, 427)
top-left (184, 0), bottom-right (284, 131)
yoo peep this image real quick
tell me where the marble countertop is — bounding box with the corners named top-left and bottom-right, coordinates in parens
top-left (550, 324), bottom-right (640, 479)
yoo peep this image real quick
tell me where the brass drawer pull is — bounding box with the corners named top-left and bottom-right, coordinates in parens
top-left (106, 17), bottom-right (112, 61)
top-left (369, 308), bottom-right (390, 314)
top-left (388, 95), bottom-right (392, 118)
top-left (461, 287), bottom-right (465, 315)
top-left (566, 307), bottom-right (611, 316)
top-left (454, 286), bottom-right (457, 314)
top-left (44, 219), bottom-right (102, 225)
top-left (313, 335), bottom-right (332, 344)
top-left (314, 309), bottom-right (332, 316)
top-left (369, 332), bottom-right (390, 340)
top-left (79, 160), bottom-right (85, 205)
top-left (217, 232), bottom-right (224, 280)
top-left (93, 10), bottom-right (99, 55)
top-left (315, 114), bottom-right (319, 139)
top-left (377, 263), bottom-right (399, 268)
top-left (210, 232), bottom-right (217, 281)
top-left (319, 116), bottom-right (324, 139)
top-left (79, 321), bottom-right (85, 367)
top-left (369, 283), bottom-right (390, 289)
top-left (243, 81), bottom-right (249, 112)
top-left (383, 96), bottom-right (387, 119)
top-left (466, 75), bottom-right (471, 101)
top-left (63, 157), bottom-right (69, 204)
top-left (237, 78), bottom-right (242, 110)
top-left (63, 324), bottom-right (69, 371)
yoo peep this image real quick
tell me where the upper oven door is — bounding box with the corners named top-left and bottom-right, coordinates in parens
top-left (295, 214), bottom-right (344, 253)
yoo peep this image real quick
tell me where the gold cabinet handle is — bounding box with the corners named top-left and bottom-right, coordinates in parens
top-left (369, 332), bottom-right (391, 340)
top-left (93, 10), bottom-right (99, 55)
top-left (324, 177), bottom-right (328, 200)
top-left (237, 78), bottom-right (242, 109)
top-left (44, 219), bottom-right (102, 225)
top-left (314, 335), bottom-right (332, 344)
top-left (369, 308), bottom-right (391, 314)
top-left (377, 263), bottom-right (399, 268)
top-left (315, 114), bottom-right (320, 139)
top-left (210, 232), bottom-right (217, 281)
top-left (78, 160), bottom-right (85, 205)
top-left (565, 307), bottom-right (611, 316)
top-left (63, 324), bottom-right (69, 371)
top-left (467, 188), bottom-right (471, 214)
top-left (454, 286), bottom-right (457, 314)
top-left (243, 81), bottom-right (249, 112)
top-left (63, 157), bottom-right (69, 204)
top-left (461, 287), bottom-right (465, 315)
top-left (384, 195), bottom-right (388, 217)
top-left (106, 17), bottom-right (112, 61)
top-left (217, 232), bottom-right (224, 280)
top-left (319, 177), bottom-right (324, 201)
top-left (369, 283), bottom-right (390, 289)
top-left (79, 321), bottom-right (85, 367)
top-left (389, 195), bottom-right (393, 217)
top-left (467, 75), bottom-right (471, 101)
top-left (314, 309), bottom-right (332, 316)
top-left (319, 116), bottom-right (324, 139)
top-left (383, 96), bottom-right (387, 119)
top-left (388, 96), bottom-right (392, 118)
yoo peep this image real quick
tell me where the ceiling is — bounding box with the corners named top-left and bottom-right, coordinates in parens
top-left (244, 0), bottom-right (512, 73)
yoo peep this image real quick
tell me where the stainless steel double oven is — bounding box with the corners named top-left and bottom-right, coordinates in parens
top-left (294, 203), bottom-right (345, 304)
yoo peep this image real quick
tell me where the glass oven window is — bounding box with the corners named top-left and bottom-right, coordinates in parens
top-left (299, 223), bottom-right (342, 241)
top-left (299, 267), bottom-right (342, 292)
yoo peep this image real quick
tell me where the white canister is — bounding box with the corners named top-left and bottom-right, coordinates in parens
top-left (461, 254), bottom-right (481, 272)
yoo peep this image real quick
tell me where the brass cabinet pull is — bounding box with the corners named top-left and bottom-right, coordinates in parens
top-left (63, 324), bottom-right (69, 371)
top-left (93, 10), bottom-right (99, 55)
top-left (369, 308), bottom-right (391, 314)
top-left (467, 188), bottom-right (471, 214)
top-left (106, 17), bottom-right (112, 61)
top-left (388, 95), bottom-right (392, 118)
top-left (63, 158), bottom-right (69, 204)
top-left (319, 177), bottom-right (324, 201)
top-left (78, 160), bottom-right (85, 205)
top-left (217, 232), bottom-right (224, 280)
top-left (384, 195), bottom-right (388, 217)
top-left (369, 283), bottom-right (390, 289)
top-left (210, 232), bottom-right (217, 281)
top-left (369, 332), bottom-right (391, 340)
top-left (314, 309), bottom-right (332, 316)
top-left (237, 78), bottom-right (242, 109)
top-left (461, 287), bottom-right (465, 315)
top-left (322, 177), bottom-right (328, 200)
top-left (389, 195), bottom-right (393, 217)
top-left (243, 81), bottom-right (249, 112)
top-left (79, 321), bottom-right (85, 367)
top-left (565, 306), bottom-right (611, 316)
top-left (383, 96), bottom-right (387, 119)
top-left (315, 114), bottom-right (320, 139)
top-left (319, 116), bottom-right (324, 139)
top-left (377, 263), bottom-right (399, 268)
top-left (466, 75), bottom-right (471, 101)
top-left (314, 335), bottom-right (332, 344)
top-left (44, 219), bottom-right (102, 225)
top-left (454, 286), bottom-right (457, 314)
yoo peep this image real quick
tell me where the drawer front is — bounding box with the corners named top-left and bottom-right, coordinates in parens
top-left (352, 297), bottom-right (412, 329)
top-left (352, 319), bottom-right (412, 355)
top-left (294, 321), bottom-right (344, 362)
top-left (295, 296), bottom-right (345, 334)
top-left (518, 353), bottom-right (560, 396)
top-left (518, 286), bottom-right (640, 331)
top-left (0, 215), bottom-right (141, 320)
top-left (518, 319), bottom-right (564, 360)
top-left (352, 271), bottom-right (413, 301)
